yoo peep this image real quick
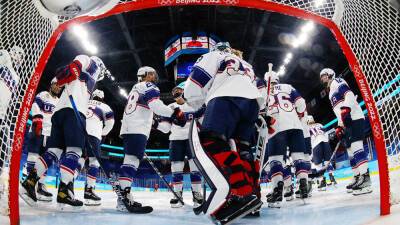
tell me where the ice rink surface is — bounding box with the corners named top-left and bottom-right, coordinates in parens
top-left (2, 174), bottom-right (400, 225)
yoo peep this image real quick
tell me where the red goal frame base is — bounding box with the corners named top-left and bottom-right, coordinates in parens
top-left (8, 1), bottom-right (390, 225)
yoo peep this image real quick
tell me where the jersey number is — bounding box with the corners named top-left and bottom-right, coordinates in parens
top-left (124, 91), bottom-right (140, 115)
top-left (268, 92), bottom-right (294, 114)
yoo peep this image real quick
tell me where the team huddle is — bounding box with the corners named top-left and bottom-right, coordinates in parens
top-left (0, 41), bottom-right (372, 224)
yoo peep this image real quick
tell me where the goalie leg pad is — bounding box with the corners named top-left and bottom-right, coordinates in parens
top-left (235, 139), bottom-right (260, 197)
top-left (200, 133), bottom-right (253, 197)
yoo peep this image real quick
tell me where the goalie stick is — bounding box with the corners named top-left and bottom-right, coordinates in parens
top-left (254, 63), bottom-right (273, 179)
top-left (66, 88), bottom-right (152, 214)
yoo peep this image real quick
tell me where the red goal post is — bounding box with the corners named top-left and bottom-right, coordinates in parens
top-left (1, 1), bottom-right (398, 225)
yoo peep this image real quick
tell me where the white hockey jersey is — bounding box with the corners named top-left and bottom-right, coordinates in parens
top-left (86, 100), bottom-right (115, 140)
top-left (267, 83), bottom-right (306, 138)
top-left (184, 51), bottom-right (264, 110)
top-left (328, 78), bottom-right (364, 126)
top-left (309, 123), bottom-right (329, 149)
top-left (31, 91), bottom-right (59, 136)
top-left (54, 55), bottom-right (100, 116)
top-left (120, 81), bottom-right (174, 137)
top-left (0, 50), bottom-right (19, 120)
top-left (157, 102), bottom-right (194, 140)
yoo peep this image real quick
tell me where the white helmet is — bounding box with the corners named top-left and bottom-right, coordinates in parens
top-left (10, 45), bottom-right (25, 67)
top-left (320, 68), bottom-right (335, 79)
top-left (307, 115), bottom-right (315, 125)
top-left (264, 70), bottom-right (279, 84)
top-left (137, 66), bottom-right (157, 82)
top-left (92, 89), bottom-right (104, 100)
top-left (90, 56), bottom-right (106, 81)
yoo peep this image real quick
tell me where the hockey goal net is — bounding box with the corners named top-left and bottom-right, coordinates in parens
top-left (0, 0), bottom-right (399, 224)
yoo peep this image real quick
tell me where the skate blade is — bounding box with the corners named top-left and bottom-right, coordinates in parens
top-left (318, 188), bottom-right (326, 191)
top-left (352, 187), bottom-right (373, 196)
top-left (84, 199), bottom-right (101, 206)
top-left (221, 200), bottom-right (263, 225)
top-left (19, 187), bottom-right (38, 207)
top-left (346, 189), bottom-right (353, 193)
top-left (37, 195), bottom-right (53, 202)
top-left (57, 203), bottom-right (82, 211)
top-left (117, 204), bottom-right (128, 212)
top-left (285, 196), bottom-right (294, 202)
top-left (171, 203), bottom-right (184, 208)
top-left (268, 201), bottom-right (281, 208)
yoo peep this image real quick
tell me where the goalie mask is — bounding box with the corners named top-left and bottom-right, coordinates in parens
top-left (9, 45), bottom-right (25, 67)
top-left (320, 68), bottom-right (335, 88)
top-left (137, 66), bottom-right (158, 83)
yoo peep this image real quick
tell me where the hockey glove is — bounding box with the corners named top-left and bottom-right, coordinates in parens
top-left (265, 116), bottom-right (276, 134)
top-left (32, 115), bottom-right (43, 137)
top-left (56, 60), bottom-right (82, 86)
top-left (340, 107), bottom-right (352, 127)
top-left (171, 107), bottom-right (186, 127)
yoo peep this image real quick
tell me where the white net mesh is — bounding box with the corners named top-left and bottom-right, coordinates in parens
top-left (0, 0), bottom-right (399, 221)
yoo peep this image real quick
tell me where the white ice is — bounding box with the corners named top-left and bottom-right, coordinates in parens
top-left (2, 173), bottom-right (400, 225)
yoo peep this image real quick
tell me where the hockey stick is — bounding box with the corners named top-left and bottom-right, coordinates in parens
top-left (309, 141), bottom-right (341, 178)
top-left (143, 153), bottom-right (185, 206)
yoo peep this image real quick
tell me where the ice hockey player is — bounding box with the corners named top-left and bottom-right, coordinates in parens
top-left (82, 89), bottom-right (114, 206)
top-left (265, 70), bottom-right (309, 208)
top-left (320, 68), bottom-right (371, 195)
top-left (307, 115), bottom-right (337, 191)
top-left (0, 45), bottom-right (24, 174)
top-left (118, 66), bottom-right (187, 213)
top-left (23, 78), bottom-right (61, 201)
top-left (155, 83), bottom-right (204, 208)
top-left (21, 55), bottom-right (107, 208)
top-left (184, 42), bottom-right (264, 223)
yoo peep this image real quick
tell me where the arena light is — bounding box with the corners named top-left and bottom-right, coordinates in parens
top-left (278, 66), bottom-right (286, 76)
top-left (301, 21), bottom-right (315, 33)
top-left (284, 52), bottom-right (293, 64)
top-left (71, 24), bottom-right (88, 39)
top-left (71, 24), bottom-right (99, 54)
top-left (119, 88), bottom-right (128, 98)
top-left (81, 39), bottom-right (98, 54)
